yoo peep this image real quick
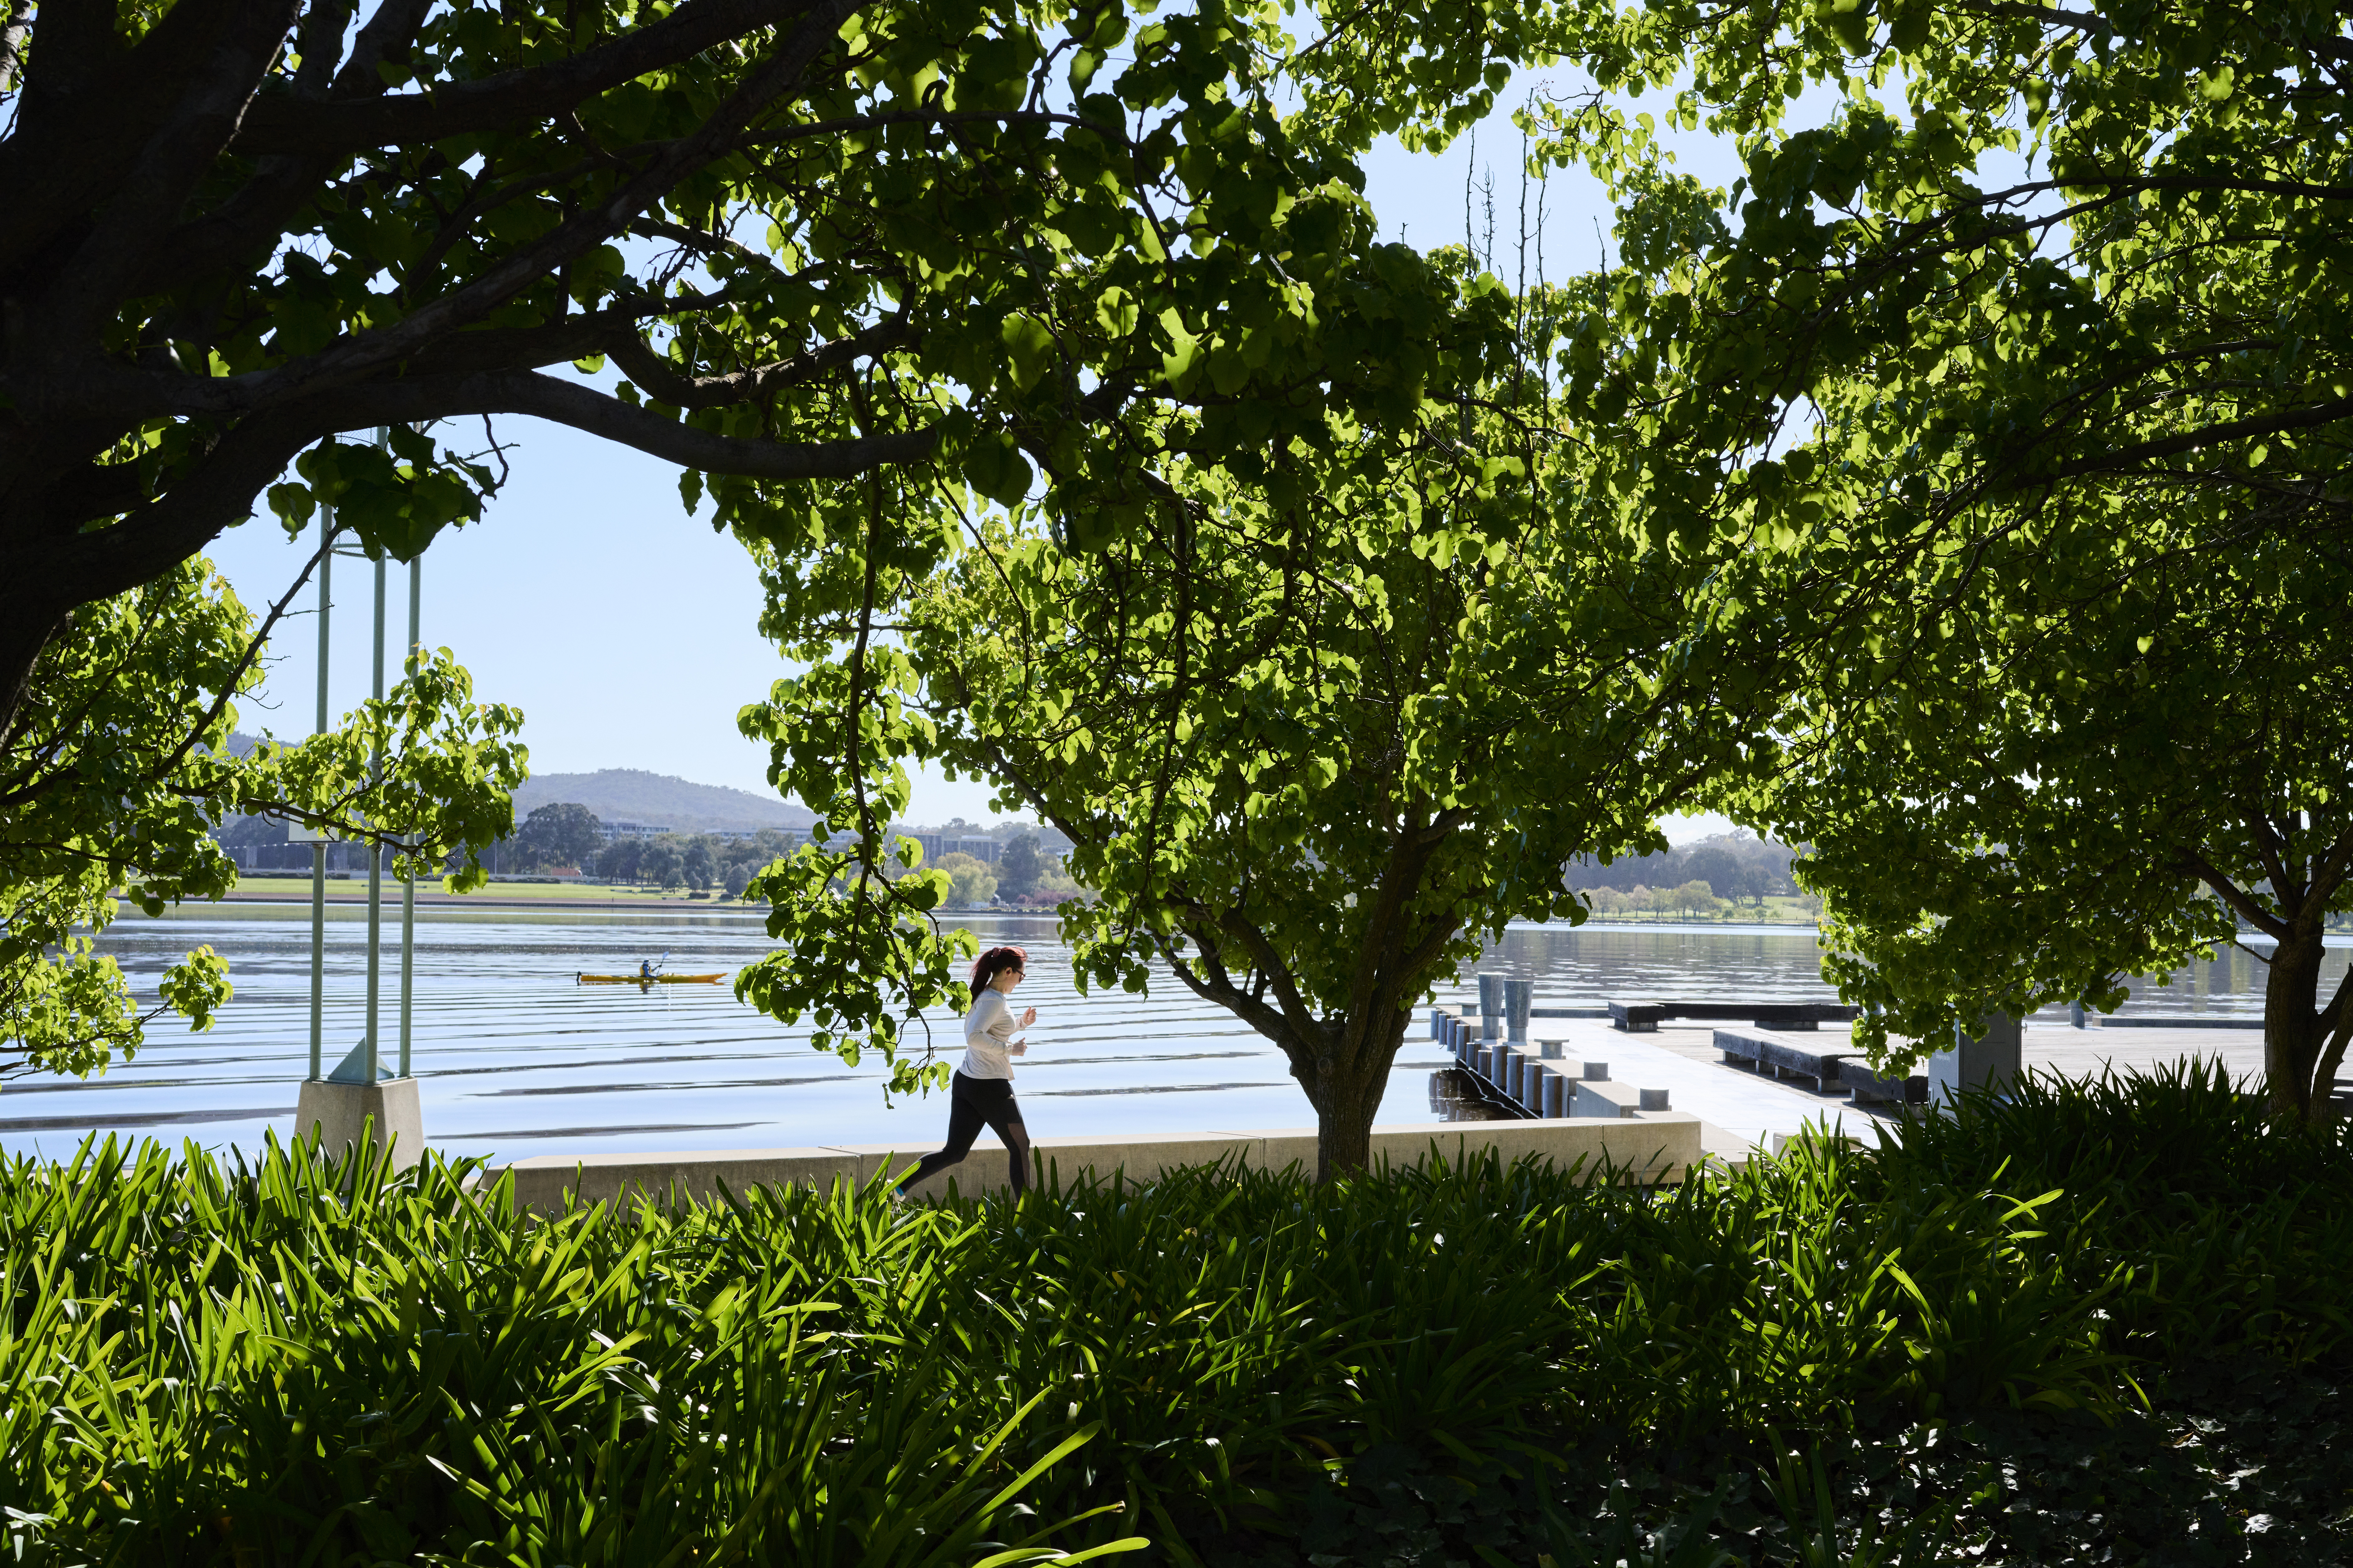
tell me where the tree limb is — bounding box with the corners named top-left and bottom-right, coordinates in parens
top-left (229, 0), bottom-right (825, 155)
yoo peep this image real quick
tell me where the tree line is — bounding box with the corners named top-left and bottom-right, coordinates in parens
top-left (497, 804), bottom-right (1080, 906)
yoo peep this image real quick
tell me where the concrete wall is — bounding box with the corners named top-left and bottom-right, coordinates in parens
top-left (495, 1114), bottom-right (1703, 1213)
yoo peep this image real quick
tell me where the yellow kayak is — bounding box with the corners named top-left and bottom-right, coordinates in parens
top-left (576, 972), bottom-right (726, 985)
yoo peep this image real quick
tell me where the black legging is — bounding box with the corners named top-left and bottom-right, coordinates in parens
top-left (900, 1072), bottom-right (1031, 1195)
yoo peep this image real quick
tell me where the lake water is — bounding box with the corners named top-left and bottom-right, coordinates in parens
top-left (3, 903), bottom-right (2336, 1162)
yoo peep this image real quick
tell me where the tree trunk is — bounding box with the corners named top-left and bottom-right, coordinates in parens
top-left (1313, 1086), bottom-right (1379, 1183)
top-left (1304, 1007), bottom-right (1413, 1182)
top-left (2266, 919), bottom-right (2335, 1125)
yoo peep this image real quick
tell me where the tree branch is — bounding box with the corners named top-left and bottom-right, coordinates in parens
top-left (2006, 393), bottom-right (2353, 491)
top-left (604, 315), bottom-right (913, 407)
top-left (201, 0), bottom-right (856, 403)
top-left (229, 0), bottom-right (825, 154)
top-left (0, 0), bottom-right (32, 100)
top-left (45, 0), bottom-right (307, 337)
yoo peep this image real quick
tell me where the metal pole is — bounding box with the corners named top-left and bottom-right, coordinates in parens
top-left (309, 509), bottom-right (332, 1082)
top-left (400, 556), bottom-right (419, 1078)
top-left (365, 550), bottom-right (385, 1080)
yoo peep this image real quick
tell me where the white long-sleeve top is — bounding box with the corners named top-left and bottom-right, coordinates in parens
top-left (960, 989), bottom-right (1021, 1080)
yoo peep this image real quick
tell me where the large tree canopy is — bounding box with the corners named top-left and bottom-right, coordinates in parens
top-left (732, 259), bottom-right (1788, 1174)
top-left (1527, 1), bottom-right (2353, 1115)
top-left (1731, 465), bottom-right (2353, 1122)
top-left (1512, 0), bottom-right (2351, 554)
top-left (0, 0), bottom-right (1549, 736)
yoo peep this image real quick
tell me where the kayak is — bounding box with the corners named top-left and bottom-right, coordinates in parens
top-left (576, 973), bottom-right (727, 985)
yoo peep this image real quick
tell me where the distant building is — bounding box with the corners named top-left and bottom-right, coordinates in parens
top-left (601, 820), bottom-right (663, 843)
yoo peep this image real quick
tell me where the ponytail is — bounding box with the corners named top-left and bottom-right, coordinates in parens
top-left (969, 945), bottom-right (1028, 1007)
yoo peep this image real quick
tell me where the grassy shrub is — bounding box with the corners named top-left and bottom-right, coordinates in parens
top-left (3, 1064), bottom-right (2348, 1565)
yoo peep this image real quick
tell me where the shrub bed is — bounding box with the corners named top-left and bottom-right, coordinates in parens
top-left (3, 1063), bottom-right (2346, 1565)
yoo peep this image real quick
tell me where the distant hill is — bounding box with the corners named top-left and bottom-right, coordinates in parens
top-left (512, 769), bottom-right (817, 832)
top-left (220, 742), bottom-right (814, 834)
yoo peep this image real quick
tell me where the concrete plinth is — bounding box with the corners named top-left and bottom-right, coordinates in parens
top-left (1928, 1015), bottom-right (2021, 1107)
top-left (1573, 1080), bottom-right (1644, 1118)
top-left (294, 1077), bottom-right (424, 1170)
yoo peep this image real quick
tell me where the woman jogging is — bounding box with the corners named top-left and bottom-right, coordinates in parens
top-left (896, 945), bottom-right (1036, 1200)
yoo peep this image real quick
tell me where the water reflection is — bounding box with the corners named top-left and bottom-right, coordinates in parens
top-left (1427, 1067), bottom-right (1520, 1122)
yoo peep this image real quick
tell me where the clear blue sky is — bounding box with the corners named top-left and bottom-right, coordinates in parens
top-left (200, 67), bottom-right (1750, 835)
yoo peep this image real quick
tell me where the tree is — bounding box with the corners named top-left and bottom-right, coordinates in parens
top-left (638, 840), bottom-right (682, 889)
top-left (1412, 1), bottom-right (2353, 1115)
top-left (930, 852), bottom-right (997, 908)
top-left (1507, 3), bottom-right (2351, 585)
top-left (2, 554), bottom-right (524, 1077)
top-left (596, 838), bottom-right (644, 883)
top-left (1677, 848), bottom-right (1740, 902)
top-left (1740, 505), bottom-right (2353, 1123)
top-left (1673, 880), bottom-right (1719, 921)
top-left (0, 0), bottom-right (1561, 741)
top-left (723, 862), bottom-right (753, 900)
top-left (512, 801), bottom-right (604, 871)
top-left (736, 261), bottom-right (1789, 1176)
top-left (997, 832), bottom-right (1046, 899)
top-left (683, 839), bottom-right (718, 890)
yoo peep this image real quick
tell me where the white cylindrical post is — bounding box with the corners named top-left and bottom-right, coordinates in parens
top-left (400, 556), bottom-right (420, 1079)
top-left (309, 509), bottom-right (332, 1084)
top-left (365, 552), bottom-right (385, 1080)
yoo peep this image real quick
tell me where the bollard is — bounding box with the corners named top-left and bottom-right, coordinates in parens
top-left (1539, 1037), bottom-right (1564, 1060)
top-left (1543, 1071), bottom-right (1568, 1118)
top-left (1639, 1087), bottom-right (1671, 1111)
top-left (1477, 971), bottom-right (1505, 1027)
top-left (1521, 1062), bottom-right (1546, 1113)
top-left (1582, 1060), bottom-right (1609, 1081)
top-left (1431, 1007), bottom-right (1447, 1040)
top-left (1504, 978), bottom-right (1534, 1044)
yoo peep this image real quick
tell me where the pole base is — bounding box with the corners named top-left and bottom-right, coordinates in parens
top-left (295, 1077), bottom-right (425, 1171)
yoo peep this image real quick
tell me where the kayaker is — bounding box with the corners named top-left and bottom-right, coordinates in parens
top-left (896, 945), bottom-right (1035, 1201)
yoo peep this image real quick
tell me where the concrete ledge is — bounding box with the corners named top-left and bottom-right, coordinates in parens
top-left (1573, 1080), bottom-right (1644, 1118)
top-left (493, 1115), bottom-right (1702, 1213)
